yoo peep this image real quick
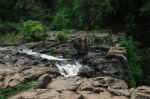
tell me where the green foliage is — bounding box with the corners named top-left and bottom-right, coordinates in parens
top-left (64, 47), bottom-right (77, 58)
top-left (0, 81), bottom-right (35, 99)
top-left (49, 47), bottom-right (57, 55)
top-left (125, 14), bottom-right (136, 34)
top-left (142, 48), bottom-right (150, 75)
top-left (118, 36), bottom-right (143, 87)
top-left (0, 32), bottom-right (22, 44)
top-left (0, 22), bottom-right (18, 35)
top-left (57, 30), bottom-right (70, 42)
top-left (52, 0), bottom-right (114, 30)
top-left (95, 39), bottom-right (103, 46)
top-left (0, 0), bottom-right (53, 22)
top-left (52, 8), bottom-right (72, 30)
top-left (140, 1), bottom-right (150, 16)
top-left (26, 43), bottom-right (34, 49)
top-left (19, 20), bottom-right (47, 42)
top-left (0, 0), bottom-right (150, 86)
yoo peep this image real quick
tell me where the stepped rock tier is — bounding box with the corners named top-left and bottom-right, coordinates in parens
top-left (0, 32), bottom-right (149, 99)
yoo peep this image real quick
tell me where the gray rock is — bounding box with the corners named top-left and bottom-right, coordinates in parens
top-left (0, 75), bottom-right (4, 81)
top-left (131, 86), bottom-right (150, 99)
top-left (37, 74), bottom-right (52, 88)
top-left (78, 66), bottom-right (94, 77)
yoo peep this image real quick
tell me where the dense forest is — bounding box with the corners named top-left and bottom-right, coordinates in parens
top-left (0, 0), bottom-right (150, 87)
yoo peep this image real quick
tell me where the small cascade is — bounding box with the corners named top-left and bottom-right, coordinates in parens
top-left (56, 61), bottom-right (82, 77)
top-left (0, 46), bottom-right (82, 77)
top-left (18, 49), bottom-right (66, 61)
top-left (19, 49), bottom-right (82, 77)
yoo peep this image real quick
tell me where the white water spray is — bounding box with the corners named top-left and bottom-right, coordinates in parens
top-left (19, 49), bottom-right (82, 77)
top-left (56, 61), bottom-right (82, 77)
top-left (19, 49), bottom-right (66, 61)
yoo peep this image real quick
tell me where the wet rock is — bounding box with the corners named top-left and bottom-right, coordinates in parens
top-left (37, 74), bottom-right (52, 88)
top-left (81, 46), bottom-right (127, 80)
top-left (72, 35), bottom-right (95, 54)
top-left (78, 66), bottom-right (94, 77)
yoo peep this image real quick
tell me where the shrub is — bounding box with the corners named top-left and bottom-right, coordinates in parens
top-left (0, 22), bottom-right (18, 35)
top-left (118, 36), bottom-right (143, 87)
top-left (26, 43), bottom-right (34, 49)
top-left (57, 30), bottom-right (70, 42)
top-left (49, 47), bottom-right (57, 55)
top-left (20, 20), bottom-right (46, 42)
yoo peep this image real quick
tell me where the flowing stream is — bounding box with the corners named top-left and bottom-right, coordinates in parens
top-left (0, 46), bottom-right (82, 77)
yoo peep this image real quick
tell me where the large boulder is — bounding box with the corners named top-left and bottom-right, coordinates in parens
top-left (78, 66), bottom-right (94, 77)
top-left (36, 74), bottom-right (52, 88)
top-left (81, 46), bottom-right (128, 80)
top-left (131, 86), bottom-right (150, 99)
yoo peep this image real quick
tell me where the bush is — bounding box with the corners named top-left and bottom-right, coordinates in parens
top-left (118, 36), bottom-right (143, 87)
top-left (20, 20), bottom-right (46, 42)
top-left (49, 47), bottom-right (57, 55)
top-left (26, 43), bottom-right (34, 49)
top-left (57, 30), bottom-right (70, 42)
top-left (0, 22), bottom-right (18, 35)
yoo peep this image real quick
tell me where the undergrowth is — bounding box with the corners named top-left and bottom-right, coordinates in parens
top-left (0, 81), bottom-right (36, 99)
top-left (118, 36), bottom-right (143, 87)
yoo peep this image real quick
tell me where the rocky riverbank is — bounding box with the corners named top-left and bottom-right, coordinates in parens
top-left (0, 65), bottom-right (149, 99)
top-left (0, 31), bottom-right (149, 99)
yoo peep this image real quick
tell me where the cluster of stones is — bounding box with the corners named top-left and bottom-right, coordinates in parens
top-left (0, 65), bottom-right (58, 89)
top-left (10, 73), bottom-right (150, 99)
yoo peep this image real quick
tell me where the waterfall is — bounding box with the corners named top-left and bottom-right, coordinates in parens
top-left (18, 49), bottom-right (66, 61)
top-left (0, 46), bottom-right (82, 77)
top-left (55, 61), bottom-right (82, 77)
top-left (18, 49), bottom-right (82, 77)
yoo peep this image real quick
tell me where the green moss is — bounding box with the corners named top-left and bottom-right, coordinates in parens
top-left (49, 47), bottom-right (57, 55)
top-left (0, 81), bottom-right (36, 99)
top-left (26, 43), bottom-right (34, 49)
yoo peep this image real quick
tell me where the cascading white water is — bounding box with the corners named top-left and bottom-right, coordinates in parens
top-left (18, 49), bottom-right (82, 77)
top-left (56, 61), bottom-right (82, 77)
top-left (1, 47), bottom-right (81, 77)
top-left (18, 49), bottom-right (66, 61)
